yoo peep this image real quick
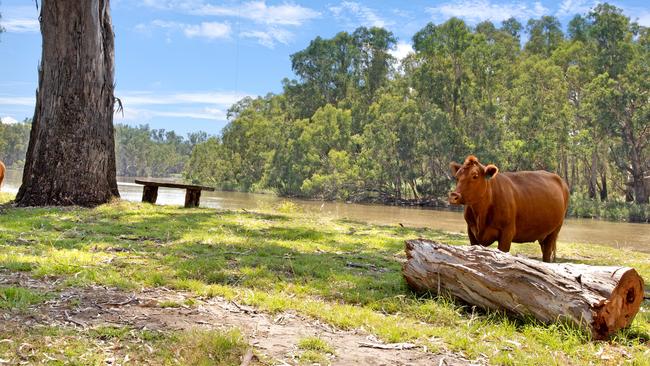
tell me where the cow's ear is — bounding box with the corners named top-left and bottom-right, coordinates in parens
top-left (485, 164), bottom-right (499, 180)
top-left (450, 162), bottom-right (461, 176)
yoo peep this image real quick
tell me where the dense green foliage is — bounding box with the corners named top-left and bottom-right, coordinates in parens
top-left (0, 121), bottom-right (203, 177)
top-left (114, 124), bottom-right (206, 177)
top-left (185, 4), bottom-right (649, 211)
top-left (0, 119), bottom-right (31, 168)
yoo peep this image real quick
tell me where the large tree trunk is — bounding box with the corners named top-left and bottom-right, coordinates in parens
top-left (402, 239), bottom-right (644, 340)
top-left (16, 0), bottom-right (119, 207)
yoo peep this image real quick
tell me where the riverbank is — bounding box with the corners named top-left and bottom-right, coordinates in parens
top-left (1, 193), bottom-right (648, 364)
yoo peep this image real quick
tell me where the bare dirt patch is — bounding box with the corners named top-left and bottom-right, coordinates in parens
top-left (0, 272), bottom-right (476, 365)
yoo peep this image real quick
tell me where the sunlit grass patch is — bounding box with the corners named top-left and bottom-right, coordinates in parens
top-left (0, 192), bottom-right (15, 204)
top-left (90, 325), bottom-right (132, 341)
top-left (299, 350), bottom-right (330, 365)
top-left (298, 336), bottom-right (335, 354)
top-left (159, 300), bottom-right (183, 308)
top-left (0, 286), bottom-right (49, 311)
top-left (1, 199), bottom-right (649, 365)
top-left (0, 325), bottom-right (249, 366)
top-left (167, 328), bottom-right (249, 366)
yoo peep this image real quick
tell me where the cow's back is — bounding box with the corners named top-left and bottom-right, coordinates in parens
top-left (497, 171), bottom-right (569, 243)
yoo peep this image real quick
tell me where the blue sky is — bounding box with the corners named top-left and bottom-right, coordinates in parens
top-left (1, 0), bottom-right (648, 136)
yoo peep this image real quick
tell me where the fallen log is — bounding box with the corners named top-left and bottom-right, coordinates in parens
top-left (402, 239), bottom-right (645, 340)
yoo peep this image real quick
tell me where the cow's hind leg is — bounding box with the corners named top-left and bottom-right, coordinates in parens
top-left (539, 228), bottom-right (560, 263)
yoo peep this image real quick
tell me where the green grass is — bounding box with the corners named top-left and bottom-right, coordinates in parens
top-left (298, 336), bottom-right (335, 364)
top-left (0, 193), bottom-right (649, 365)
top-left (298, 336), bottom-right (335, 354)
top-left (0, 325), bottom-right (248, 365)
top-left (0, 286), bottom-right (48, 310)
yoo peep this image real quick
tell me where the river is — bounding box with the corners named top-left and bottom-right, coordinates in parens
top-left (2, 169), bottom-right (649, 253)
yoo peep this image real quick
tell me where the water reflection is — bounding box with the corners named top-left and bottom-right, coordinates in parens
top-left (3, 170), bottom-right (649, 253)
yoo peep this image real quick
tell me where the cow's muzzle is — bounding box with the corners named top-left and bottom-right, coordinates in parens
top-left (448, 192), bottom-right (462, 205)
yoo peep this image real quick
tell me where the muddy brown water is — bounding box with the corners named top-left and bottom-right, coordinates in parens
top-left (3, 170), bottom-right (649, 253)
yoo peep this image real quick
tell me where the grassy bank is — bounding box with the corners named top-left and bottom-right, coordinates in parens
top-left (0, 193), bottom-right (649, 365)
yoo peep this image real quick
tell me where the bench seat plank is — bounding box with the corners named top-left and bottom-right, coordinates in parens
top-left (134, 179), bottom-right (215, 191)
top-left (134, 179), bottom-right (214, 208)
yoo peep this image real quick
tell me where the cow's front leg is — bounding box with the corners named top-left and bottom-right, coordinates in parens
top-left (468, 225), bottom-right (479, 245)
top-left (497, 227), bottom-right (515, 253)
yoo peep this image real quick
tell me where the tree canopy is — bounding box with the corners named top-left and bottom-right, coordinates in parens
top-left (184, 5), bottom-right (648, 207)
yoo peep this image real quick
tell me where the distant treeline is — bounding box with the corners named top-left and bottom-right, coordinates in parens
top-left (185, 3), bottom-right (649, 211)
top-left (114, 124), bottom-right (206, 177)
top-left (0, 121), bottom-right (204, 177)
top-left (0, 119), bottom-right (30, 168)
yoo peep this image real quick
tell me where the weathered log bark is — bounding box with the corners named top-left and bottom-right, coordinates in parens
top-left (16, 0), bottom-right (119, 207)
top-left (403, 239), bottom-right (644, 340)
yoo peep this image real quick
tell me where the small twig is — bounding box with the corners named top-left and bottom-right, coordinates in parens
top-left (358, 341), bottom-right (417, 350)
top-left (346, 262), bottom-right (375, 269)
top-left (64, 310), bottom-right (85, 327)
top-left (240, 348), bottom-right (254, 366)
top-left (114, 96), bottom-right (124, 117)
top-left (229, 300), bottom-right (256, 314)
top-left (101, 295), bottom-right (138, 306)
top-left (224, 250), bottom-right (252, 255)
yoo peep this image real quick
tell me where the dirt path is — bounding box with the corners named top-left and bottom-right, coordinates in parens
top-left (0, 273), bottom-right (477, 365)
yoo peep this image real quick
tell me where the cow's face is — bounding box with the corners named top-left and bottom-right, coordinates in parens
top-left (449, 156), bottom-right (498, 205)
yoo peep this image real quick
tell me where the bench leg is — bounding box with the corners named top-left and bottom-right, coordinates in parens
top-left (185, 189), bottom-right (201, 208)
top-left (142, 186), bottom-right (159, 204)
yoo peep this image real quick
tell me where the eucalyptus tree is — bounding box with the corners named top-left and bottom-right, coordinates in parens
top-left (525, 16), bottom-right (564, 56)
top-left (17, 0), bottom-right (119, 206)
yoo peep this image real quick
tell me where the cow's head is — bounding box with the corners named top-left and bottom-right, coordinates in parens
top-left (449, 155), bottom-right (499, 205)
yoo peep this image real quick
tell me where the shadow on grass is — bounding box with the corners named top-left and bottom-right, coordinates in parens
top-left (2, 202), bottom-right (648, 346)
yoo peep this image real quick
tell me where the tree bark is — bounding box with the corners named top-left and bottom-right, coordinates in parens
top-left (600, 169), bottom-right (608, 201)
top-left (402, 239), bottom-right (644, 340)
top-left (588, 149), bottom-right (598, 199)
top-left (16, 0), bottom-right (119, 207)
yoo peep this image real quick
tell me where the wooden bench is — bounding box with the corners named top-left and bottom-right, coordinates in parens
top-left (134, 179), bottom-right (215, 208)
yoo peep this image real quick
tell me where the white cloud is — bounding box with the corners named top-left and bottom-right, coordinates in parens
top-left (144, 20), bottom-right (231, 40)
top-left (0, 5), bottom-right (39, 33)
top-left (140, 0), bottom-right (319, 26)
top-left (241, 27), bottom-right (292, 48)
top-left (113, 90), bottom-right (250, 122)
top-left (196, 1), bottom-right (320, 26)
top-left (1, 18), bottom-right (39, 33)
top-left (0, 91), bottom-right (248, 125)
top-left (0, 116), bottom-right (19, 124)
top-left (138, 1), bottom-right (317, 46)
top-left (330, 1), bottom-right (392, 28)
top-left (389, 41), bottom-right (414, 61)
top-left (184, 22), bottom-right (231, 39)
top-left (557, 0), bottom-right (595, 17)
top-left (427, 0), bottom-right (548, 23)
top-left (0, 96), bottom-right (35, 106)
top-left (114, 107), bottom-right (227, 122)
top-left (118, 91), bottom-right (248, 106)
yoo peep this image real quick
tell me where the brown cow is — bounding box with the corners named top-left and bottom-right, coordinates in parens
top-left (449, 156), bottom-right (569, 262)
top-left (0, 161), bottom-right (5, 191)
